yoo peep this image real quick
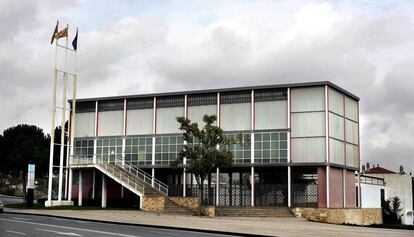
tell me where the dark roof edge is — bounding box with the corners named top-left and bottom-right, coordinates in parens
top-left (70, 81), bottom-right (360, 103)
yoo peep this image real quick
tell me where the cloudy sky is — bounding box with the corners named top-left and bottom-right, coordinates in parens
top-left (1, 0), bottom-right (413, 174)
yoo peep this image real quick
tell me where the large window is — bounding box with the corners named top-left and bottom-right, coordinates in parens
top-left (156, 96), bottom-right (184, 134)
top-left (254, 132), bottom-right (287, 164)
top-left (125, 137), bottom-right (153, 166)
top-left (155, 135), bottom-right (183, 165)
top-left (255, 89), bottom-right (288, 130)
top-left (74, 138), bottom-right (94, 158)
top-left (223, 133), bottom-right (251, 164)
top-left (220, 91), bottom-right (251, 131)
top-left (96, 137), bottom-right (123, 163)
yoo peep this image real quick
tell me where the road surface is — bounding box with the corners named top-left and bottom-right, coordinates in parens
top-left (0, 213), bottom-right (241, 237)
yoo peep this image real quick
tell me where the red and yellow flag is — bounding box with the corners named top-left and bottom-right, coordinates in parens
top-left (55, 27), bottom-right (68, 39)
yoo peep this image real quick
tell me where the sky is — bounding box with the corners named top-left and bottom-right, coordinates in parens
top-left (1, 0), bottom-right (413, 174)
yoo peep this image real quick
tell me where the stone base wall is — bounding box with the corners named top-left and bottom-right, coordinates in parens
top-left (142, 196), bottom-right (166, 213)
top-left (202, 206), bottom-right (215, 217)
top-left (168, 197), bottom-right (199, 212)
top-left (292, 208), bottom-right (382, 226)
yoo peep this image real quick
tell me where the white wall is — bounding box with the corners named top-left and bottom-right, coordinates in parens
top-left (369, 173), bottom-right (413, 225)
top-left (360, 183), bottom-right (383, 208)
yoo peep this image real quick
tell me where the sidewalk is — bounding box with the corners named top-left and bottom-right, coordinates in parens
top-left (4, 208), bottom-right (413, 237)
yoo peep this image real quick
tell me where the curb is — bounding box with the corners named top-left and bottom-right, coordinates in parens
top-left (4, 210), bottom-right (276, 237)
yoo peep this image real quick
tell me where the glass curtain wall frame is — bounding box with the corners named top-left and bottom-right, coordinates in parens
top-left (96, 137), bottom-right (123, 163)
top-left (74, 101), bottom-right (96, 138)
top-left (254, 88), bottom-right (288, 130)
top-left (125, 136), bottom-right (153, 166)
top-left (156, 96), bottom-right (185, 134)
top-left (254, 131), bottom-right (288, 164)
top-left (74, 138), bottom-right (94, 159)
top-left (97, 100), bottom-right (124, 136)
top-left (290, 86), bottom-right (326, 163)
top-left (220, 91), bottom-right (251, 131)
top-left (222, 132), bottom-right (251, 164)
top-left (155, 135), bottom-right (184, 165)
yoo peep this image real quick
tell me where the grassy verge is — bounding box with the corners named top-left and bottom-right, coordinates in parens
top-left (5, 203), bottom-right (138, 210)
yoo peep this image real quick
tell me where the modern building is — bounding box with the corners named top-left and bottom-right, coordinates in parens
top-left (68, 81), bottom-right (360, 210)
top-left (360, 165), bottom-right (413, 225)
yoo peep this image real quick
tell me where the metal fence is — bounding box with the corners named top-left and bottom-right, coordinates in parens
top-left (218, 184), bottom-right (251, 207)
top-left (255, 184), bottom-right (288, 207)
top-left (291, 183), bottom-right (318, 207)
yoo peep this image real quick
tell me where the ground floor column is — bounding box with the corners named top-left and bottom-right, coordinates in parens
top-left (68, 168), bottom-right (73, 201)
top-left (102, 174), bottom-right (107, 208)
top-left (183, 168), bottom-right (186, 197)
top-left (288, 166), bottom-right (291, 207)
top-left (151, 168), bottom-right (155, 188)
top-left (343, 169), bottom-right (346, 208)
top-left (78, 170), bottom-right (83, 206)
top-left (216, 167), bottom-right (220, 206)
top-left (326, 166), bottom-right (330, 208)
top-left (251, 166), bottom-right (255, 207)
top-left (92, 169), bottom-right (96, 199)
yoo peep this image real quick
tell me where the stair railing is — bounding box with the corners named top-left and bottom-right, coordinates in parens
top-left (71, 155), bottom-right (168, 196)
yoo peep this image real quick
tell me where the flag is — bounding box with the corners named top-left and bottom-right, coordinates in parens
top-left (50, 21), bottom-right (59, 44)
top-left (55, 27), bottom-right (68, 39)
top-left (72, 28), bottom-right (78, 51)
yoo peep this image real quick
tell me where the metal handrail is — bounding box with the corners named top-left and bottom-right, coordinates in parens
top-left (70, 155), bottom-right (168, 196)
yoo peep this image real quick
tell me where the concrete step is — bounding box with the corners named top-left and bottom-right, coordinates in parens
top-left (215, 207), bottom-right (294, 217)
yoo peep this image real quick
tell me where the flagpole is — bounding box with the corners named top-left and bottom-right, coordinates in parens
top-left (47, 23), bottom-right (59, 205)
top-left (58, 24), bottom-right (69, 202)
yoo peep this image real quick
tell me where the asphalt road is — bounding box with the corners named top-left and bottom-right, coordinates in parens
top-left (0, 213), bottom-right (241, 237)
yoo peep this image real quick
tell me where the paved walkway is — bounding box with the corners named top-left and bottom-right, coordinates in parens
top-left (4, 208), bottom-right (413, 237)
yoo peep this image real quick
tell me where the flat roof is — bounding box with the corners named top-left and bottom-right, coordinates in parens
top-left (72, 81), bottom-right (359, 102)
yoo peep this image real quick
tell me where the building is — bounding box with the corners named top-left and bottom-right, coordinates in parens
top-left (67, 81), bottom-right (360, 210)
top-left (361, 165), bottom-right (414, 225)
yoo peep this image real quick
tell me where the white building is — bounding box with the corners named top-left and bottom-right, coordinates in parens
top-left (363, 166), bottom-right (413, 225)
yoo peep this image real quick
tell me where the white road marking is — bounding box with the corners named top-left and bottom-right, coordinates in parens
top-left (11, 217), bottom-right (31, 221)
top-left (0, 218), bottom-right (143, 237)
top-left (36, 228), bottom-right (83, 236)
top-left (5, 230), bottom-right (27, 235)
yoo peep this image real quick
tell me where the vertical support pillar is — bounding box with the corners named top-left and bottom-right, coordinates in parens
top-left (343, 168), bottom-right (346, 208)
top-left (78, 170), bottom-right (83, 206)
top-left (92, 169), bottom-right (96, 199)
top-left (183, 168), bottom-right (187, 197)
top-left (357, 171), bottom-right (361, 208)
top-left (216, 167), bottom-right (220, 206)
top-left (101, 174), bottom-right (107, 208)
top-left (122, 99), bottom-right (127, 168)
top-left (287, 88), bottom-right (292, 208)
top-left (326, 165), bottom-right (330, 208)
top-left (251, 166), bottom-right (255, 207)
top-left (93, 101), bottom-right (98, 164)
top-left (288, 166), bottom-right (291, 207)
top-left (151, 168), bottom-right (155, 187)
top-left (68, 168), bottom-right (73, 201)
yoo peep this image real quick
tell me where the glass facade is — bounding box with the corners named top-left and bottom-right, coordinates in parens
top-left (155, 135), bottom-right (183, 165)
top-left (72, 85), bottom-right (358, 169)
top-left (74, 138), bottom-right (94, 158)
top-left (96, 137), bottom-right (123, 163)
top-left (125, 137), bottom-right (153, 166)
top-left (223, 133), bottom-right (251, 164)
top-left (254, 132), bottom-right (288, 164)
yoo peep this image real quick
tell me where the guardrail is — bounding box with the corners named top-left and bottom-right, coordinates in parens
top-left (70, 155), bottom-right (168, 196)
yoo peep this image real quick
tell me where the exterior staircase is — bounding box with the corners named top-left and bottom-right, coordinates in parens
top-left (70, 156), bottom-right (168, 206)
top-left (215, 207), bottom-right (294, 217)
top-left (164, 198), bottom-right (196, 215)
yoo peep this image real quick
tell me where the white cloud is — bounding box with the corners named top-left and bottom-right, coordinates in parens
top-left (0, 0), bottom-right (414, 173)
